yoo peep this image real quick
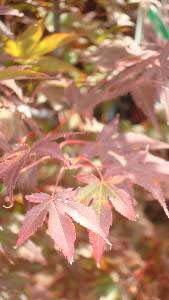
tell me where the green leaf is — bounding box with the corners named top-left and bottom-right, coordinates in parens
top-left (31, 56), bottom-right (86, 82)
top-left (0, 66), bottom-right (48, 80)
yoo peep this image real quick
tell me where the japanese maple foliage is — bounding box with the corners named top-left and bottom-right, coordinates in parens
top-left (0, 118), bottom-right (167, 263)
top-left (1, 107), bottom-right (169, 264)
top-left (17, 189), bottom-right (109, 263)
top-left (1, 2), bottom-right (169, 268)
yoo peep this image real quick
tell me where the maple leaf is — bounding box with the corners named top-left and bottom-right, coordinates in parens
top-left (89, 202), bottom-right (112, 265)
top-left (85, 44), bottom-right (130, 71)
top-left (65, 46), bottom-right (169, 129)
top-left (77, 173), bottom-right (136, 263)
top-left (125, 151), bottom-right (169, 218)
top-left (31, 132), bottom-right (65, 162)
top-left (131, 81), bottom-right (161, 133)
top-left (0, 132), bottom-right (11, 152)
top-left (0, 146), bottom-right (29, 203)
top-left (17, 189), bottom-right (109, 263)
top-left (65, 52), bottom-right (158, 117)
top-left (158, 42), bottom-right (169, 123)
top-left (105, 150), bottom-right (169, 218)
top-left (65, 44), bottom-right (169, 127)
top-left (130, 43), bottom-right (169, 126)
top-left (0, 131), bottom-right (68, 202)
top-left (64, 79), bottom-right (116, 117)
top-left (17, 165), bottom-right (37, 193)
top-left (81, 119), bottom-right (169, 162)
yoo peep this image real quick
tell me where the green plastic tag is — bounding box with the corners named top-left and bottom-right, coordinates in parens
top-left (147, 5), bottom-right (169, 40)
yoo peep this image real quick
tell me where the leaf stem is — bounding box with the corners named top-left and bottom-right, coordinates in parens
top-left (52, 166), bottom-right (65, 197)
top-left (60, 139), bottom-right (86, 149)
top-left (77, 156), bottom-right (103, 181)
top-left (20, 156), bottom-right (50, 174)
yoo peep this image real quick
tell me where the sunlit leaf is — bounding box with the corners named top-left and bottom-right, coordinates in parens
top-left (32, 32), bottom-right (76, 56)
top-left (17, 189), bottom-right (108, 263)
top-left (4, 20), bottom-right (44, 58)
top-left (77, 173), bottom-right (136, 262)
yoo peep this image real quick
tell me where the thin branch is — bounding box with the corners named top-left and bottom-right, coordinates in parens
top-left (20, 156), bottom-right (50, 174)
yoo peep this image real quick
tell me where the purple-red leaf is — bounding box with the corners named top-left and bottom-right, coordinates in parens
top-left (108, 185), bottom-right (136, 221)
top-left (62, 200), bottom-right (109, 242)
top-left (31, 134), bottom-right (64, 162)
top-left (89, 202), bottom-right (112, 264)
top-left (17, 189), bottom-right (109, 262)
top-left (48, 202), bottom-right (76, 263)
top-left (26, 193), bottom-right (50, 203)
top-left (16, 201), bottom-right (49, 246)
top-left (81, 120), bottom-right (169, 162)
top-left (0, 132), bottom-right (11, 152)
top-left (0, 147), bottom-right (29, 203)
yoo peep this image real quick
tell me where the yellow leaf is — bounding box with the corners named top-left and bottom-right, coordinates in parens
top-left (32, 56), bottom-right (86, 82)
top-left (4, 20), bottom-right (44, 58)
top-left (32, 32), bottom-right (76, 56)
top-left (4, 39), bottom-right (21, 57)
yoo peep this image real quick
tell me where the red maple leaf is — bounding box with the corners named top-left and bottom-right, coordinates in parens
top-left (0, 131), bottom-right (66, 203)
top-left (105, 150), bottom-right (169, 218)
top-left (81, 119), bottom-right (169, 162)
top-left (77, 173), bottom-right (136, 263)
top-left (17, 189), bottom-right (109, 263)
top-left (0, 131), bottom-right (11, 152)
top-left (31, 131), bottom-right (65, 162)
top-left (0, 146), bottom-right (29, 203)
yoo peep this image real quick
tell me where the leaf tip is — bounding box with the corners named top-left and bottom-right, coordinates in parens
top-left (105, 238), bottom-right (111, 247)
top-left (68, 256), bottom-right (74, 265)
top-left (15, 237), bottom-right (23, 248)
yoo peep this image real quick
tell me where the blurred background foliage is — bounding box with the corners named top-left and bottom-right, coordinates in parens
top-left (0, 0), bottom-right (169, 299)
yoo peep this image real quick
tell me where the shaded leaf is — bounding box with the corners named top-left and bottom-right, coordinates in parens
top-left (0, 147), bottom-right (29, 203)
top-left (31, 132), bottom-right (65, 162)
top-left (32, 56), bottom-right (86, 81)
top-left (0, 132), bottom-right (11, 152)
top-left (81, 120), bottom-right (169, 161)
top-left (0, 66), bottom-right (48, 80)
top-left (16, 201), bottom-right (49, 246)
